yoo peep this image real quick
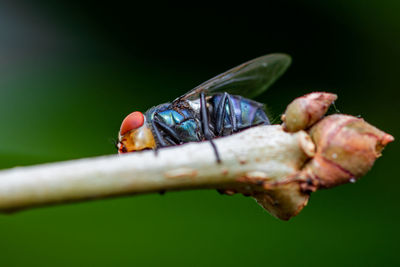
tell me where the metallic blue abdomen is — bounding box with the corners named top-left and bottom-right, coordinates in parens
top-left (210, 94), bottom-right (269, 136)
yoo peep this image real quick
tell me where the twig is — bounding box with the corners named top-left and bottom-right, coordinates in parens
top-left (0, 126), bottom-right (310, 213)
top-left (0, 92), bottom-right (393, 220)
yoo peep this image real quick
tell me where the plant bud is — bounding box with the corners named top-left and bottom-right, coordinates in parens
top-left (302, 114), bottom-right (394, 189)
top-left (282, 92), bottom-right (337, 132)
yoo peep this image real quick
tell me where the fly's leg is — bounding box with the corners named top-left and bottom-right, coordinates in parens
top-left (151, 120), bottom-right (167, 157)
top-left (152, 119), bottom-right (184, 148)
top-left (227, 94), bottom-right (238, 132)
top-left (215, 93), bottom-right (227, 136)
top-left (153, 120), bottom-right (182, 145)
top-left (151, 120), bottom-right (176, 156)
top-left (215, 92), bottom-right (238, 136)
top-left (200, 92), bottom-right (221, 163)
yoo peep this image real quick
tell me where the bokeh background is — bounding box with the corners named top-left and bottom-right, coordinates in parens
top-left (0, 1), bottom-right (399, 266)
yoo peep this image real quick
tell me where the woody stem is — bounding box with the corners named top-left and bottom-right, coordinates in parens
top-left (0, 125), bottom-right (311, 214)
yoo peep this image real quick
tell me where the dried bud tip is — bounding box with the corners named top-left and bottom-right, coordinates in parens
top-left (381, 134), bottom-right (395, 146)
top-left (282, 92), bottom-right (338, 132)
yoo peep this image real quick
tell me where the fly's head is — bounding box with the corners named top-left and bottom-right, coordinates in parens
top-left (117, 111), bottom-right (156, 153)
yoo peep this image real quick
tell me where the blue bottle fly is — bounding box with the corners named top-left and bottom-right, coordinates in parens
top-left (117, 53), bottom-right (291, 162)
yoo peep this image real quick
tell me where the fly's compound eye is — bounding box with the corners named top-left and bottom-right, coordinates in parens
top-left (120, 111), bottom-right (145, 135)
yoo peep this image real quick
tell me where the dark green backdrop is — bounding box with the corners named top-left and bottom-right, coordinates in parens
top-left (0, 1), bottom-right (398, 266)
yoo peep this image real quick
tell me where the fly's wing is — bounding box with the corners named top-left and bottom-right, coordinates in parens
top-left (175, 53), bottom-right (291, 102)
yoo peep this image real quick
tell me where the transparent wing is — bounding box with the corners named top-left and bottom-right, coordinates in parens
top-left (175, 53), bottom-right (291, 101)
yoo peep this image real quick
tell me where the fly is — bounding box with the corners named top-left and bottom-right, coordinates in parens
top-left (117, 53), bottom-right (291, 163)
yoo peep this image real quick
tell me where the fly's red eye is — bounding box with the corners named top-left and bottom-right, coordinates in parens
top-left (120, 111), bottom-right (144, 135)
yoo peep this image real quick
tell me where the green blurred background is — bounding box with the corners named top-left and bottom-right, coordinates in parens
top-left (0, 1), bottom-right (398, 266)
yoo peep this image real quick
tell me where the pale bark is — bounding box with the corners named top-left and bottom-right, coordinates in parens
top-left (0, 126), bottom-right (312, 218)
